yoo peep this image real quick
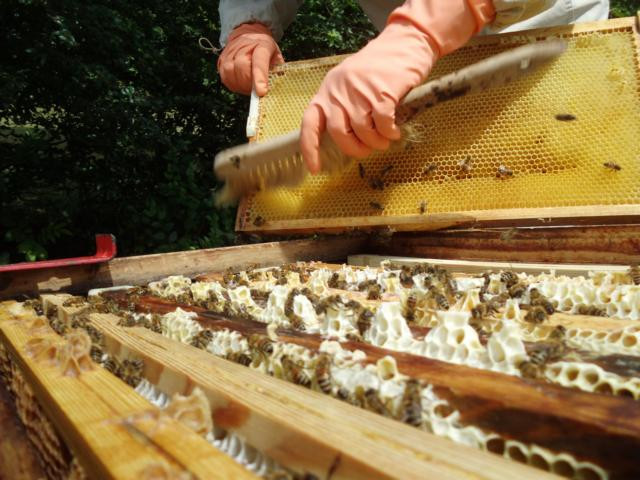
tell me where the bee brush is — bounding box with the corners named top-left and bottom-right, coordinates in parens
top-left (214, 40), bottom-right (567, 205)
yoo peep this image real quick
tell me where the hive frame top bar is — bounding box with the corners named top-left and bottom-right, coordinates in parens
top-left (236, 15), bottom-right (640, 235)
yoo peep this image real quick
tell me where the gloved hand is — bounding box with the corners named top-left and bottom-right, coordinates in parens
top-left (217, 22), bottom-right (284, 97)
top-left (300, 0), bottom-right (496, 174)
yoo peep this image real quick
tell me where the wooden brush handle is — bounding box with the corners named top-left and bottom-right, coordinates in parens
top-left (215, 40), bottom-right (567, 178)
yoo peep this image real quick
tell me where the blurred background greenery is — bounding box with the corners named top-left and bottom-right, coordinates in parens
top-left (0, 1), bottom-right (636, 263)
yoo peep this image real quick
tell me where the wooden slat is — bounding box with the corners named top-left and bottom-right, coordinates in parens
top-left (0, 301), bottom-right (256, 480)
top-left (348, 254), bottom-right (630, 277)
top-left (101, 291), bottom-right (640, 477)
top-left (0, 237), bottom-right (365, 300)
top-left (81, 311), bottom-right (557, 480)
top-left (241, 206), bottom-right (640, 235)
top-left (368, 226), bottom-right (640, 265)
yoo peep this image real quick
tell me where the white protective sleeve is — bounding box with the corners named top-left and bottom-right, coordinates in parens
top-left (358, 0), bottom-right (609, 34)
top-left (219, 0), bottom-right (303, 47)
top-left (487, 0), bottom-right (610, 33)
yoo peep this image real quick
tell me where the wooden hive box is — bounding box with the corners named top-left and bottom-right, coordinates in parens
top-left (2, 15), bottom-right (640, 480)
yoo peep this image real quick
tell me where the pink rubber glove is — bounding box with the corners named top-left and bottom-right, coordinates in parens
top-left (300, 0), bottom-right (496, 174)
top-left (217, 23), bottom-right (284, 97)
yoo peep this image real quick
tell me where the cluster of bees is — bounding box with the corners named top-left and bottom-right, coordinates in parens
top-left (39, 297), bottom-right (147, 388)
top-left (245, 332), bottom-right (425, 428)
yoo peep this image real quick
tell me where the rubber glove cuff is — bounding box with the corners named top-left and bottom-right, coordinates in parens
top-left (217, 22), bottom-right (284, 96)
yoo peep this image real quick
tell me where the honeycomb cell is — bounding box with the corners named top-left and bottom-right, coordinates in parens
top-left (243, 29), bottom-right (640, 227)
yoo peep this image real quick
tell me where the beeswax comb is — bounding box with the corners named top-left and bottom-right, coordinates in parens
top-left (214, 40), bottom-right (566, 205)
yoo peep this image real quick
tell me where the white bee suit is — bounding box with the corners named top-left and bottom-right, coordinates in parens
top-left (218, 0), bottom-right (609, 46)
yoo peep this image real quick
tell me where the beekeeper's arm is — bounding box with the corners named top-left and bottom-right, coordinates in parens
top-left (217, 0), bottom-right (302, 96)
top-left (298, 0), bottom-right (609, 174)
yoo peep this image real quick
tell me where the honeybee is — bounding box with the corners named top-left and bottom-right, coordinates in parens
top-left (146, 314), bottom-right (163, 334)
top-left (555, 113), bottom-right (576, 122)
top-left (524, 305), bottom-right (548, 324)
top-left (577, 305), bottom-right (607, 317)
top-left (336, 388), bottom-right (350, 401)
top-left (496, 165), bottom-right (514, 178)
top-left (314, 295), bottom-right (342, 315)
top-left (103, 356), bottom-right (122, 377)
top-left (369, 177), bottom-right (385, 190)
top-left (367, 284), bottom-right (382, 300)
top-left (118, 313), bottom-right (139, 328)
top-left (419, 200), bottom-right (427, 214)
top-left (358, 163), bottom-right (365, 179)
top-left (357, 308), bottom-right (374, 336)
top-left (90, 344), bottom-right (104, 363)
top-left (227, 352), bottom-right (253, 366)
top-left (529, 288), bottom-right (555, 315)
top-left (284, 289), bottom-right (305, 330)
top-left (314, 354), bottom-right (332, 394)
top-left (471, 302), bottom-right (497, 321)
top-left (479, 272), bottom-right (491, 297)
top-left (328, 272), bottom-right (346, 289)
top-left (380, 164), bottom-right (394, 177)
top-left (404, 293), bottom-right (417, 322)
top-left (121, 358), bottom-right (144, 387)
top-left (49, 317), bottom-right (67, 336)
top-left (399, 265), bottom-right (414, 288)
top-left (487, 292), bottom-right (510, 310)
top-left (248, 334), bottom-right (274, 356)
top-left (253, 216), bottom-right (265, 227)
top-left (500, 271), bottom-right (518, 287)
top-left (24, 299), bottom-right (44, 316)
top-left (458, 156), bottom-right (472, 173)
top-left (603, 162), bottom-right (621, 171)
top-left (423, 163), bottom-right (438, 176)
top-left (508, 282), bottom-right (527, 298)
top-left (191, 330), bottom-right (213, 349)
top-left (548, 325), bottom-right (566, 341)
top-left (230, 155), bottom-right (241, 168)
top-left (85, 325), bottom-right (103, 344)
top-left (282, 356), bottom-right (311, 388)
top-left (369, 201), bottom-right (384, 211)
top-left (364, 389), bottom-right (391, 417)
top-left (428, 286), bottom-right (449, 310)
top-left (518, 360), bottom-right (544, 379)
top-left (401, 380), bottom-right (423, 427)
top-left (62, 296), bottom-right (86, 307)
top-left (250, 289), bottom-right (270, 307)
top-left (357, 279), bottom-right (377, 291)
top-left (628, 265), bottom-right (640, 285)
top-left (530, 342), bottom-right (566, 365)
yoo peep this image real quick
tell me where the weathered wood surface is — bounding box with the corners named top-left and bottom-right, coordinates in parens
top-left (0, 237), bottom-right (365, 300)
top-left (0, 384), bottom-right (45, 480)
top-left (102, 291), bottom-right (640, 478)
top-left (364, 226), bottom-right (640, 265)
top-left (0, 301), bottom-right (256, 480)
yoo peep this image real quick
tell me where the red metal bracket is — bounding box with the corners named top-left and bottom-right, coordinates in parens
top-left (0, 234), bottom-right (117, 273)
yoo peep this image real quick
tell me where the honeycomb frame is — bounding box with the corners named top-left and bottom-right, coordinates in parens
top-left (237, 16), bottom-right (640, 233)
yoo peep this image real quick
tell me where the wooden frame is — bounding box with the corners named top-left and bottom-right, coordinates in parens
top-left (235, 15), bottom-right (640, 235)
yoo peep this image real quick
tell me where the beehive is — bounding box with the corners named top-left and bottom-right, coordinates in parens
top-left (238, 18), bottom-right (640, 232)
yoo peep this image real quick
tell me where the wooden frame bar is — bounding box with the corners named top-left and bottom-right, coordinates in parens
top-left (0, 301), bottom-right (256, 480)
top-left (237, 16), bottom-right (640, 235)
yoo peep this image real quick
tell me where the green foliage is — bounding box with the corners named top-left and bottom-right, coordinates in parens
top-left (1, 1), bottom-right (632, 263)
top-left (0, 1), bottom-right (374, 263)
top-left (610, 0), bottom-right (638, 18)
